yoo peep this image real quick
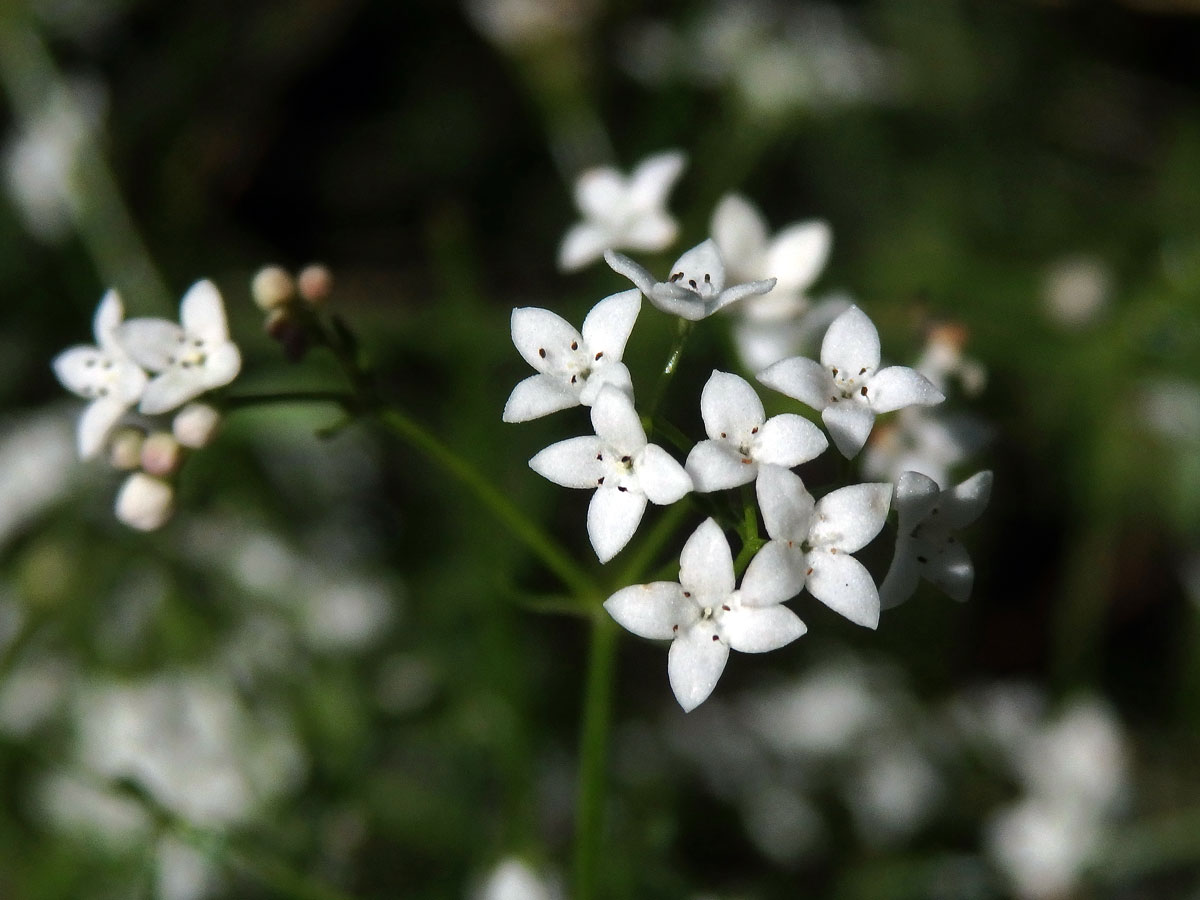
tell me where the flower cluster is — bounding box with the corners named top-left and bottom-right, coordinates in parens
top-left (52, 281), bottom-right (241, 530)
top-left (504, 150), bottom-right (993, 711)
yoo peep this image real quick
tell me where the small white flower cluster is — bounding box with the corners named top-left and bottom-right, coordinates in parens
top-left (52, 281), bottom-right (241, 530)
top-left (506, 151), bottom-right (993, 711)
top-left (251, 262), bottom-right (334, 361)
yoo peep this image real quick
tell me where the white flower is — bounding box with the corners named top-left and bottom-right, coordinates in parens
top-left (503, 289), bottom-right (640, 422)
top-left (119, 280), bottom-right (242, 415)
top-left (605, 238), bottom-right (776, 321)
top-left (474, 857), bottom-right (560, 900)
top-left (559, 150), bottom-right (685, 272)
top-left (52, 290), bottom-right (149, 459)
top-left (879, 470), bottom-right (991, 610)
top-left (758, 305), bottom-right (944, 457)
top-left (756, 465), bottom-right (891, 629)
top-left (863, 407), bottom-right (986, 488)
top-left (604, 518), bottom-right (806, 711)
top-left (684, 370), bottom-right (827, 492)
top-left (114, 472), bottom-right (174, 531)
top-left (985, 799), bottom-right (1099, 900)
top-left (734, 294), bottom-right (852, 375)
top-left (529, 385), bottom-right (692, 562)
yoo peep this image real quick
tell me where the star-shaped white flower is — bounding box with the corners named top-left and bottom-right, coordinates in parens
top-left (52, 290), bottom-right (148, 459)
top-left (685, 370), bottom-right (827, 492)
top-left (756, 465), bottom-right (892, 629)
top-left (605, 239), bottom-right (776, 321)
top-left (879, 470), bottom-right (992, 609)
top-left (528, 385), bottom-right (692, 563)
top-left (604, 517), bottom-right (806, 712)
top-left (758, 304), bottom-right (945, 458)
top-left (503, 289), bottom-right (640, 423)
top-left (118, 280), bottom-right (242, 415)
top-left (559, 150), bottom-right (686, 272)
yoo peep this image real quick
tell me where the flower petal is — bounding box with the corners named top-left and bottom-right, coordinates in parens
top-left (119, 319), bottom-right (185, 371)
top-left (93, 289), bottom-right (124, 346)
top-left (766, 220), bottom-right (832, 293)
top-left (668, 622), bottom-right (728, 712)
top-left (588, 485), bottom-right (647, 563)
top-left (670, 239), bottom-right (726, 293)
top-left (685, 439), bottom-right (756, 493)
top-left (756, 465), bottom-right (815, 543)
top-left (707, 277), bottom-right (776, 316)
top-left (604, 581), bottom-right (693, 640)
top-left (647, 286), bottom-right (710, 321)
top-left (711, 193), bottom-right (768, 276)
top-left (740, 539), bottom-right (805, 607)
top-left (757, 356), bottom-right (832, 412)
top-left (810, 483), bottom-right (891, 553)
top-left (529, 436), bottom-right (606, 488)
top-left (879, 550), bottom-right (921, 611)
top-left (179, 280), bottom-right (229, 343)
top-left (723, 604), bottom-right (807, 653)
top-left (574, 167), bottom-right (624, 220)
top-left (700, 370), bottom-right (764, 443)
top-left (53, 347), bottom-right (105, 396)
top-left (822, 402), bottom-right (875, 458)
top-left (581, 289), bottom-right (641, 360)
top-left (621, 212), bottom-right (678, 253)
top-left (511, 307), bottom-right (582, 372)
top-left (893, 471), bottom-right (942, 529)
top-left (504, 374), bottom-right (579, 422)
top-left (820, 305), bottom-right (880, 374)
top-left (679, 518), bottom-right (735, 601)
top-left (604, 250), bottom-right (658, 298)
top-left (941, 470), bottom-right (993, 529)
top-left (197, 342), bottom-right (241, 390)
top-left (753, 414), bottom-right (828, 467)
top-left (139, 370), bottom-right (206, 415)
top-left (578, 362), bottom-right (633, 407)
top-left (867, 365), bottom-right (945, 414)
top-left (628, 149), bottom-right (685, 213)
top-left (77, 396), bottom-right (127, 459)
top-left (559, 223), bottom-right (612, 272)
top-left (590, 385), bottom-right (646, 454)
top-left (636, 443), bottom-right (692, 504)
top-left (805, 550), bottom-right (880, 629)
top-left (733, 317), bottom-right (805, 372)
top-left (924, 538), bottom-right (974, 602)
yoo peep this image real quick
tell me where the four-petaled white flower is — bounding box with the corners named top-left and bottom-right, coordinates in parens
top-left (758, 304), bottom-right (944, 458)
top-left (559, 150), bottom-right (686, 272)
top-left (119, 280), bottom-right (242, 415)
top-left (757, 465), bottom-right (891, 629)
top-left (685, 370), bottom-right (827, 492)
top-left (880, 470), bottom-right (992, 610)
top-left (605, 517), bottom-right (807, 711)
top-left (529, 385), bottom-right (692, 563)
top-left (52, 290), bottom-right (148, 459)
top-left (503, 289), bottom-right (640, 423)
top-left (605, 239), bottom-right (776, 321)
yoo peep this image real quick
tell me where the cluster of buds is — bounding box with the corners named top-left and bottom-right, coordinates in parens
top-left (251, 263), bottom-right (333, 362)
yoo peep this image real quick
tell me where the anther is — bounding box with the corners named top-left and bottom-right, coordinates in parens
top-left (832, 367), bottom-right (838, 376)
top-left (859, 367), bottom-right (867, 375)
top-left (683, 591), bottom-right (691, 597)
top-left (741, 457), bottom-right (752, 464)
top-left (621, 455), bottom-right (631, 464)
top-left (617, 486), bottom-right (627, 492)
top-left (594, 352), bottom-right (603, 360)
top-left (751, 427), bottom-right (758, 434)
top-left (721, 604), bottom-right (730, 611)
top-left (860, 386), bottom-right (868, 396)
top-left (712, 634), bottom-right (720, 642)
top-left (806, 567), bottom-right (813, 576)
top-left (597, 477), bottom-right (605, 485)
top-left (571, 375), bottom-right (577, 383)
top-left (688, 279), bottom-right (697, 289)
top-left (570, 341), bottom-right (578, 351)
top-left (670, 272), bottom-right (683, 282)
top-left (538, 348), bottom-right (546, 358)
top-left (720, 432), bottom-right (727, 438)
top-left (596, 453), bottom-right (603, 460)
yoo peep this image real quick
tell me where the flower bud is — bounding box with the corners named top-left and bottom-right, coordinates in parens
top-left (107, 426), bottom-right (145, 471)
top-left (140, 431), bottom-right (183, 477)
top-left (266, 308), bottom-right (310, 362)
top-left (297, 264), bottom-right (332, 306)
top-left (251, 265), bottom-right (296, 311)
top-left (114, 472), bottom-right (174, 531)
top-left (173, 402), bottom-right (222, 448)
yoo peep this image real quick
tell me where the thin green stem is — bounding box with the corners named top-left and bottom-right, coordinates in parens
top-left (571, 613), bottom-right (617, 900)
top-left (645, 318), bottom-right (695, 429)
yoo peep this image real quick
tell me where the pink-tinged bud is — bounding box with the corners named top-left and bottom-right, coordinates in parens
top-left (297, 264), bottom-right (332, 305)
top-left (140, 432), bottom-right (183, 477)
top-left (173, 403), bottom-right (222, 448)
top-left (251, 265), bottom-right (296, 311)
top-left (108, 426), bottom-right (145, 471)
top-left (114, 473), bottom-right (174, 531)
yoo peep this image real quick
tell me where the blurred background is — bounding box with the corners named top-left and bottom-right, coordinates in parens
top-left (1, 1), bottom-right (1199, 898)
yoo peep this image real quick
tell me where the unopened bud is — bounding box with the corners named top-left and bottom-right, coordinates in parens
top-left (114, 473), bottom-right (174, 531)
top-left (266, 308), bottom-right (310, 362)
top-left (173, 403), bottom-right (222, 449)
top-left (140, 432), bottom-right (183, 477)
top-left (251, 265), bottom-right (296, 311)
top-left (297, 264), bottom-right (333, 305)
top-left (108, 426), bottom-right (145, 471)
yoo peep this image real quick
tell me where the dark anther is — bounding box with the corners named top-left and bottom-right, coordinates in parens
top-left (721, 604), bottom-right (730, 611)
top-left (741, 457), bottom-right (752, 464)
top-left (570, 341), bottom-right (578, 350)
top-left (711, 634), bottom-right (720, 642)
top-left (621, 455), bottom-right (631, 464)
top-left (831, 367), bottom-right (838, 376)
top-left (670, 272), bottom-right (683, 282)
top-left (597, 477), bottom-right (605, 485)
top-left (672, 624), bottom-right (678, 632)
top-left (596, 453), bottom-right (603, 460)
top-left (860, 386), bottom-right (868, 396)
top-left (806, 567), bottom-right (813, 576)
top-left (859, 367), bottom-right (867, 375)
top-left (688, 279), bottom-right (697, 289)
top-left (704, 273), bottom-right (711, 283)
top-left (683, 591), bottom-right (691, 597)
top-left (720, 432), bottom-right (727, 438)
top-left (595, 351), bottom-right (603, 360)
top-left (617, 486), bottom-right (628, 492)
top-left (571, 375), bottom-right (577, 383)
top-left (538, 348), bottom-right (546, 358)
top-left (751, 426), bottom-right (758, 434)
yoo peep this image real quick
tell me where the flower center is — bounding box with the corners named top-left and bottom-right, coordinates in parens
top-left (668, 270), bottom-right (718, 300)
top-left (829, 365), bottom-right (873, 402)
top-left (168, 336), bottom-right (210, 370)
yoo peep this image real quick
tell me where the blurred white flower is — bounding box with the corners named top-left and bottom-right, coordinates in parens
top-left (1011, 699), bottom-right (1127, 813)
top-left (1138, 378), bottom-right (1200, 445)
top-left (913, 322), bottom-right (987, 398)
top-left (986, 798), bottom-right (1100, 900)
top-left (466, 0), bottom-right (596, 48)
top-left (846, 739), bottom-right (943, 847)
top-left (473, 857), bottom-right (560, 900)
top-left (1041, 255), bottom-right (1111, 330)
top-left (0, 409), bottom-right (76, 546)
top-left (559, 151), bottom-right (686, 271)
top-left (156, 835), bottom-right (216, 900)
top-left (300, 575), bottom-right (395, 653)
top-left (114, 471), bottom-right (174, 531)
top-left (862, 408), bottom-right (985, 488)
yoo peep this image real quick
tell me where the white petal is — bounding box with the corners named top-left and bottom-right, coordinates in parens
top-left (559, 223), bottom-right (611, 272)
top-left (668, 622), bottom-right (728, 712)
top-left (604, 582), bottom-right (693, 641)
top-left (93, 289), bottom-right (124, 346)
top-left (685, 439), bottom-right (756, 493)
top-left (740, 539), bottom-right (805, 607)
top-left (753, 414), bottom-right (828, 467)
top-left (820, 305), bottom-right (880, 374)
top-left (756, 466), bottom-right (815, 542)
top-left (119, 319), bottom-right (185, 371)
top-left (53, 347), bottom-right (105, 396)
top-left (647, 286), bottom-right (709, 321)
top-left (179, 280), bottom-right (229, 343)
top-left (733, 318), bottom-right (805, 372)
top-left (588, 485), bottom-right (647, 563)
top-left (941, 470), bottom-right (993, 529)
top-left (140, 370), bottom-right (210, 414)
top-left (867, 366), bottom-right (945, 413)
top-left (529, 436), bottom-right (606, 488)
top-left (707, 278), bottom-right (776, 316)
top-left (510, 307), bottom-right (582, 372)
top-left (590, 385), bottom-right (646, 455)
top-left (723, 604), bottom-right (807, 653)
top-left (710, 193), bottom-right (768, 277)
top-left (925, 538), bottom-right (974, 601)
top-left (670, 239), bottom-right (726, 293)
top-left (621, 212), bottom-right (678, 253)
top-left (503, 374), bottom-right (579, 422)
top-left (765, 220), bottom-right (832, 292)
top-left (636, 444), bottom-right (692, 504)
top-left (679, 518), bottom-right (735, 601)
top-left (757, 356), bottom-right (832, 412)
top-left (581, 289), bottom-right (641, 359)
top-left (822, 402), bottom-right (875, 458)
top-left (805, 550), bottom-right (880, 629)
top-left (197, 342), bottom-right (241, 390)
top-left (893, 471), bottom-right (942, 528)
top-left (77, 396), bottom-right (127, 459)
top-left (578, 363), bottom-right (633, 407)
top-left (604, 250), bottom-right (659, 299)
top-left (879, 550), bottom-right (922, 611)
top-left (628, 149), bottom-right (686, 213)
top-left (574, 167), bottom-right (624, 221)
top-left (810, 483), bottom-right (891, 553)
top-left (700, 370), bottom-right (764, 443)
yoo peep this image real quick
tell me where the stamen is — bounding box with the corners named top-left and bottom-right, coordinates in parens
top-left (751, 427), bottom-right (758, 434)
top-left (703, 273), bottom-right (711, 283)
top-left (860, 386), bottom-right (868, 396)
top-left (570, 341), bottom-right (578, 351)
top-left (859, 367), bottom-right (867, 375)
top-left (620, 456), bottom-right (631, 464)
top-left (711, 634), bottom-right (720, 642)
top-left (721, 604), bottom-right (730, 611)
top-left (688, 279), bottom-right (697, 289)
top-left (670, 272), bottom-right (683, 282)
top-left (538, 348), bottom-right (546, 358)
top-left (617, 486), bottom-right (627, 492)
top-left (832, 367), bottom-right (838, 376)
top-left (594, 351), bottom-right (603, 360)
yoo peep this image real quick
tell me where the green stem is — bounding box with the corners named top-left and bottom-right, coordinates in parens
top-left (645, 318), bottom-right (695, 429)
top-left (571, 612), bottom-right (617, 900)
